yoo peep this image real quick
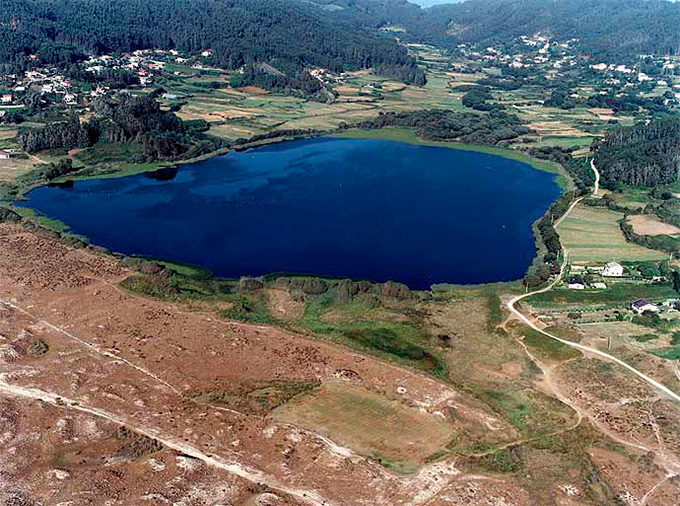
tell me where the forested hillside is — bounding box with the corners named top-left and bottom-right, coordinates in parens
top-left (4, 0), bottom-right (680, 80)
top-left (427, 0), bottom-right (680, 61)
top-left (0, 0), bottom-right (413, 74)
top-left (311, 0), bottom-right (680, 62)
top-left (594, 118), bottom-right (680, 187)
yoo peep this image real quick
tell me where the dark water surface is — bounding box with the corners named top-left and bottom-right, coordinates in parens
top-left (18, 138), bottom-right (561, 289)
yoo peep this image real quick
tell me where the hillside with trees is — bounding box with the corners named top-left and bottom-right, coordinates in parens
top-left (311, 0), bottom-right (680, 63)
top-left (594, 118), bottom-right (680, 187)
top-left (0, 0), bottom-right (416, 80)
top-left (18, 94), bottom-right (219, 161)
top-left (427, 0), bottom-right (680, 62)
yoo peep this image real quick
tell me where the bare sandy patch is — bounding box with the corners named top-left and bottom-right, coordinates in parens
top-left (266, 288), bottom-right (304, 321)
top-left (241, 86), bottom-right (269, 95)
top-left (628, 215), bottom-right (680, 236)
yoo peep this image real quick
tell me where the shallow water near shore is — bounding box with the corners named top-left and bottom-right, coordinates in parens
top-left (18, 137), bottom-right (561, 289)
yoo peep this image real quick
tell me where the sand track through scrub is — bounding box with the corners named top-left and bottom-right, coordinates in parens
top-left (0, 376), bottom-right (334, 506)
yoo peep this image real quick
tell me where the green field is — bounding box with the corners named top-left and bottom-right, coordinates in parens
top-left (557, 205), bottom-right (665, 263)
top-left (526, 282), bottom-right (678, 307)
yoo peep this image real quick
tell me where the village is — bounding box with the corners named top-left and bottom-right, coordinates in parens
top-left (522, 257), bottom-right (680, 343)
top-left (451, 32), bottom-right (680, 111)
top-left (0, 48), bottom-right (222, 116)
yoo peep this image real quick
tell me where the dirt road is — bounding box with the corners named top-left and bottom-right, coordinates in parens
top-left (507, 160), bottom-right (680, 405)
top-left (0, 374), bottom-right (334, 506)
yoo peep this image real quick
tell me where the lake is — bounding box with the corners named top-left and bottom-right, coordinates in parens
top-left (17, 137), bottom-right (561, 289)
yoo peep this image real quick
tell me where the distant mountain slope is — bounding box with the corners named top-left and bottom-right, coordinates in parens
top-left (310, 0), bottom-right (680, 61)
top-left (428, 0), bottom-right (680, 60)
top-left (0, 0), bottom-right (413, 72)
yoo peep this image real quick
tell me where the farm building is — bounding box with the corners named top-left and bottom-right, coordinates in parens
top-left (602, 261), bottom-right (624, 277)
top-left (631, 300), bottom-right (659, 314)
top-left (591, 282), bottom-right (607, 289)
top-left (663, 299), bottom-right (679, 308)
top-left (568, 282), bottom-right (585, 290)
top-left (0, 150), bottom-right (10, 159)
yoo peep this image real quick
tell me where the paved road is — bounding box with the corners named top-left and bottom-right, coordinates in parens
top-left (507, 160), bottom-right (680, 405)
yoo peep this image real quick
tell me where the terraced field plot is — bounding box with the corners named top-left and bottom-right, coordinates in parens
top-left (557, 205), bottom-right (665, 262)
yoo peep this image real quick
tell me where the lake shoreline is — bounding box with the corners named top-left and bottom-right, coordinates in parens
top-left (14, 136), bottom-right (563, 291)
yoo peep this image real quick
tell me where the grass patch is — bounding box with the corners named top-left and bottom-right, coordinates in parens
top-left (10, 206), bottom-right (67, 232)
top-left (189, 380), bottom-right (319, 415)
top-left (631, 312), bottom-right (671, 331)
top-left (526, 282), bottom-right (678, 307)
top-left (221, 293), bottom-right (277, 324)
top-left (299, 293), bottom-right (446, 378)
top-left (273, 381), bottom-right (454, 473)
top-left (472, 448), bottom-right (523, 474)
top-left (633, 333), bottom-right (659, 343)
top-left (119, 272), bottom-right (234, 301)
top-left (485, 289), bottom-right (504, 334)
top-left (137, 258), bottom-right (212, 279)
top-left (670, 331), bottom-right (680, 345)
top-left (519, 326), bottom-right (582, 361)
top-left (649, 347), bottom-right (680, 360)
top-left (556, 205), bottom-right (665, 263)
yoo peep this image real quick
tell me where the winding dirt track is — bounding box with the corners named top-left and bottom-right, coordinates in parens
top-left (507, 159), bottom-right (680, 405)
top-left (0, 375), bottom-right (333, 506)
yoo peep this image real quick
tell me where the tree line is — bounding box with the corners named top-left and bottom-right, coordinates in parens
top-left (17, 93), bottom-right (219, 161)
top-left (594, 118), bottom-right (680, 187)
top-left (0, 0), bottom-right (415, 77)
top-left (345, 109), bottom-right (531, 145)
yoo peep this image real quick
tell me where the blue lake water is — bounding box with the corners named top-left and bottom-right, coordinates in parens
top-left (17, 137), bottom-right (561, 289)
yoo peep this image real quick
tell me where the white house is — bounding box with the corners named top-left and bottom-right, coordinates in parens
top-left (0, 150), bottom-right (10, 159)
top-left (568, 283), bottom-right (585, 290)
top-left (631, 300), bottom-right (659, 314)
top-left (592, 282), bottom-right (607, 289)
top-left (602, 262), bottom-right (624, 277)
top-left (663, 299), bottom-right (679, 308)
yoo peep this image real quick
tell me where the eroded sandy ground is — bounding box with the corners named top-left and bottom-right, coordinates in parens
top-left (2, 223), bottom-right (680, 506)
top-left (0, 224), bottom-right (530, 506)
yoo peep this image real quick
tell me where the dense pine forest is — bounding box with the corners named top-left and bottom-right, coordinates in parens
top-left (594, 118), bottom-right (680, 187)
top-left (312, 0), bottom-right (680, 62)
top-left (347, 109), bottom-right (531, 145)
top-left (3, 0), bottom-right (680, 83)
top-left (0, 0), bottom-right (414, 74)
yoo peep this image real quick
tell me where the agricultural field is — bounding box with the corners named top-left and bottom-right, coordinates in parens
top-left (556, 204), bottom-right (666, 263)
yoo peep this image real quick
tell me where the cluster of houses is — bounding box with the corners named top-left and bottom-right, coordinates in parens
top-left (566, 261), bottom-right (625, 290)
top-left (454, 35), bottom-right (680, 107)
top-left (0, 48), bottom-right (220, 111)
top-left (455, 34), bottom-right (581, 77)
top-left (564, 260), bottom-right (680, 316)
